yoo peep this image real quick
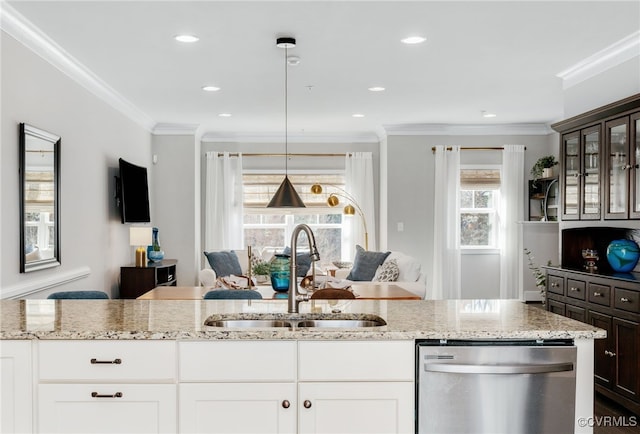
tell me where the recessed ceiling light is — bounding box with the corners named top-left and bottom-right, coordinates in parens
top-left (352, 113), bottom-right (365, 118)
top-left (401, 36), bottom-right (426, 45)
top-left (218, 113), bottom-right (232, 117)
top-left (202, 86), bottom-right (221, 92)
top-left (174, 34), bottom-right (199, 43)
top-left (482, 111), bottom-right (497, 118)
top-left (368, 86), bottom-right (385, 92)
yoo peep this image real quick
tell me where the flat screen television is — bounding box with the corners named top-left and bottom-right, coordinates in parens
top-left (116, 158), bottom-right (151, 223)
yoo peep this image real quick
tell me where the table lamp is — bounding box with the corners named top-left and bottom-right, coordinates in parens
top-left (130, 227), bottom-right (152, 267)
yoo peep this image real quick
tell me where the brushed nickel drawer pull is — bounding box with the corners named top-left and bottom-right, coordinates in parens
top-left (604, 350), bottom-right (617, 358)
top-left (551, 282), bottom-right (559, 288)
top-left (570, 287), bottom-right (579, 292)
top-left (90, 358), bottom-right (122, 364)
top-left (593, 291), bottom-right (602, 297)
top-left (91, 392), bottom-right (123, 398)
top-left (282, 400), bottom-right (290, 409)
top-left (620, 297), bottom-right (631, 303)
top-left (303, 400), bottom-right (312, 409)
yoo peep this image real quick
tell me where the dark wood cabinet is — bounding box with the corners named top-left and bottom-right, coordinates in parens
top-left (545, 267), bottom-right (640, 415)
top-left (120, 259), bottom-right (177, 299)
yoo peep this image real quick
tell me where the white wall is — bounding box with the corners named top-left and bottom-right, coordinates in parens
top-left (1, 31), bottom-right (152, 298)
top-left (385, 133), bottom-right (557, 299)
top-left (151, 134), bottom-right (199, 286)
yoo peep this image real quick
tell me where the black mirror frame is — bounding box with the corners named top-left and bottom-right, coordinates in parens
top-left (19, 123), bottom-right (61, 273)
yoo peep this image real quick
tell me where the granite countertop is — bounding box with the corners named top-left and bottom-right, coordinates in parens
top-left (0, 299), bottom-right (605, 341)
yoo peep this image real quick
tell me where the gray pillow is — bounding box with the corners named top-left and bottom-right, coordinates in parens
top-left (204, 251), bottom-right (243, 277)
top-left (283, 246), bottom-right (312, 277)
top-left (346, 245), bottom-right (391, 281)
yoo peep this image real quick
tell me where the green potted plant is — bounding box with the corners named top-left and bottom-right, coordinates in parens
top-left (252, 261), bottom-right (271, 284)
top-left (524, 248), bottom-right (550, 304)
top-left (531, 155), bottom-right (558, 180)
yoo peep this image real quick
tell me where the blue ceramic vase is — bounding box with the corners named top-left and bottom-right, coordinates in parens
top-left (270, 254), bottom-right (291, 292)
top-left (606, 239), bottom-right (640, 273)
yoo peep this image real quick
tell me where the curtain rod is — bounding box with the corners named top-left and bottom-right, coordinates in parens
top-left (431, 146), bottom-right (526, 153)
top-left (214, 152), bottom-right (352, 158)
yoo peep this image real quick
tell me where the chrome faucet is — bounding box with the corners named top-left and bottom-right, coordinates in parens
top-left (288, 224), bottom-right (320, 313)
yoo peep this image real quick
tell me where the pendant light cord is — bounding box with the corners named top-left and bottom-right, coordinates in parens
top-left (284, 44), bottom-right (288, 176)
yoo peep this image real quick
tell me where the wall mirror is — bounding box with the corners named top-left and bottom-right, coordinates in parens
top-left (20, 123), bottom-right (61, 273)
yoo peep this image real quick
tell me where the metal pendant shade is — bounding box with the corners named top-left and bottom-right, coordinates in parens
top-left (267, 36), bottom-right (306, 208)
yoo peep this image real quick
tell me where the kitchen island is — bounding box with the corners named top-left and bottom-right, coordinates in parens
top-left (1, 299), bottom-right (604, 433)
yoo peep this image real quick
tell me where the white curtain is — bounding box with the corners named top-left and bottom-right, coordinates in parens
top-left (344, 152), bottom-right (376, 260)
top-left (431, 146), bottom-right (461, 299)
top-left (500, 145), bottom-right (525, 299)
top-left (204, 152), bottom-right (244, 250)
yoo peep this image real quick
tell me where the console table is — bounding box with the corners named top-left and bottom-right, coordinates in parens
top-left (120, 259), bottom-right (177, 299)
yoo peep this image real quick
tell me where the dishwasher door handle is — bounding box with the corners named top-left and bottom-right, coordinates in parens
top-left (424, 361), bottom-right (574, 374)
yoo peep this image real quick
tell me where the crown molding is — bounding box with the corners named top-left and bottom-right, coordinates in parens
top-left (201, 131), bottom-right (381, 144)
top-left (0, 3), bottom-right (155, 131)
top-left (557, 30), bottom-right (640, 90)
top-left (152, 123), bottom-right (200, 135)
top-left (383, 123), bottom-right (553, 136)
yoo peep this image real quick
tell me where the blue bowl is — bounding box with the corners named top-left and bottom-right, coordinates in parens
top-left (606, 240), bottom-right (640, 273)
top-left (148, 250), bottom-right (165, 262)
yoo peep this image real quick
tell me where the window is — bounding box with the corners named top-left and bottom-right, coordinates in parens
top-left (243, 173), bottom-right (344, 263)
top-left (459, 167), bottom-right (501, 249)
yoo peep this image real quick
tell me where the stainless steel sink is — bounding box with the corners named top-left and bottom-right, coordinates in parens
top-left (296, 319), bottom-right (386, 328)
top-left (207, 320), bottom-right (292, 328)
top-left (204, 314), bottom-right (386, 329)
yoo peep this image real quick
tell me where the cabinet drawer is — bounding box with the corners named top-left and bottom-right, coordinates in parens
top-left (588, 283), bottom-right (611, 307)
top-left (547, 275), bottom-right (564, 295)
top-left (298, 341), bottom-right (414, 381)
top-left (566, 278), bottom-right (586, 300)
top-left (39, 340), bottom-right (176, 381)
top-left (614, 288), bottom-right (640, 313)
top-left (179, 341), bottom-right (296, 382)
top-left (547, 299), bottom-right (565, 316)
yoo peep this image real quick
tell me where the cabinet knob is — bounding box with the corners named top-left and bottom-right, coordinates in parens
top-left (551, 282), bottom-right (559, 288)
top-left (593, 291), bottom-right (602, 297)
top-left (91, 392), bottom-right (123, 398)
top-left (622, 164), bottom-right (632, 171)
top-left (573, 173), bottom-right (582, 178)
top-left (620, 297), bottom-right (631, 303)
top-left (570, 287), bottom-right (579, 292)
top-left (303, 400), bottom-right (312, 409)
top-left (604, 350), bottom-right (616, 358)
top-left (282, 400), bottom-right (290, 409)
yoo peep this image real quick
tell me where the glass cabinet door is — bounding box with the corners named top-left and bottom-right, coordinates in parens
top-left (562, 132), bottom-right (580, 219)
top-left (581, 126), bottom-right (601, 220)
top-left (631, 112), bottom-right (640, 219)
top-left (605, 117), bottom-right (630, 219)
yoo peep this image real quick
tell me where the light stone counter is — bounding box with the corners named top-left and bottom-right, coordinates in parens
top-left (0, 299), bottom-right (605, 340)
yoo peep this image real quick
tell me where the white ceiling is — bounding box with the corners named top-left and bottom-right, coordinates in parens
top-left (5, 1), bottom-right (640, 141)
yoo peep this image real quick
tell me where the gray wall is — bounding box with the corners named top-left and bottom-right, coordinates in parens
top-left (385, 134), bottom-right (557, 299)
top-left (1, 31), bottom-right (152, 298)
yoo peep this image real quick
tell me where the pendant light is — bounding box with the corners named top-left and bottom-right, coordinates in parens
top-left (267, 36), bottom-right (306, 208)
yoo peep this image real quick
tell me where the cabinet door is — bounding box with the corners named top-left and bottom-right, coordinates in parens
top-left (1, 341), bottom-right (32, 434)
top-left (562, 131), bottom-right (580, 220)
top-left (547, 299), bottom-right (565, 316)
top-left (179, 383), bottom-right (296, 434)
top-left (38, 384), bottom-right (176, 433)
top-left (581, 125), bottom-right (602, 220)
top-left (566, 304), bottom-right (586, 323)
top-left (298, 382), bottom-right (414, 434)
top-left (605, 117), bottom-right (630, 219)
top-left (631, 112), bottom-right (640, 219)
top-left (588, 311), bottom-right (614, 387)
top-left (612, 318), bottom-right (640, 400)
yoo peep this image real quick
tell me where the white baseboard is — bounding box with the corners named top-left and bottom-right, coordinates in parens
top-left (1, 266), bottom-right (91, 299)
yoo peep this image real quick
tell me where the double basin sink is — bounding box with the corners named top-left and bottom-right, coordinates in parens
top-left (205, 313), bottom-right (386, 329)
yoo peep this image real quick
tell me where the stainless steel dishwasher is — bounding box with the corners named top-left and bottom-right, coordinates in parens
top-left (416, 339), bottom-right (577, 434)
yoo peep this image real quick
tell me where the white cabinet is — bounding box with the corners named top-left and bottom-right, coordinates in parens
top-left (179, 383), bottom-right (296, 434)
top-left (37, 340), bottom-right (177, 434)
top-left (38, 384), bottom-right (176, 433)
top-left (1, 340), bottom-right (33, 434)
top-left (298, 382), bottom-right (414, 434)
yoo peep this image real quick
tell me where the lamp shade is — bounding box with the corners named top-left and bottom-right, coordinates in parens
top-left (129, 227), bottom-right (152, 246)
top-left (267, 176), bottom-right (306, 208)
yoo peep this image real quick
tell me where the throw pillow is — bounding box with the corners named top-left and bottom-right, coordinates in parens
top-left (346, 245), bottom-right (391, 281)
top-left (203, 250), bottom-right (243, 277)
top-left (283, 246), bottom-right (312, 277)
top-left (387, 252), bottom-right (422, 282)
top-left (372, 259), bottom-right (399, 282)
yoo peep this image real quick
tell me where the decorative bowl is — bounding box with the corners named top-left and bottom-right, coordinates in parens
top-left (332, 261), bottom-right (353, 269)
top-left (148, 250), bottom-right (165, 262)
top-left (606, 239), bottom-right (640, 273)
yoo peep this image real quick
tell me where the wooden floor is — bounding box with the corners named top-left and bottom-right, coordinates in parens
top-left (594, 393), bottom-right (639, 434)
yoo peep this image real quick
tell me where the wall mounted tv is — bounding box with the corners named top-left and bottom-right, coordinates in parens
top-left (116, 158), bottom-right (151, 224)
